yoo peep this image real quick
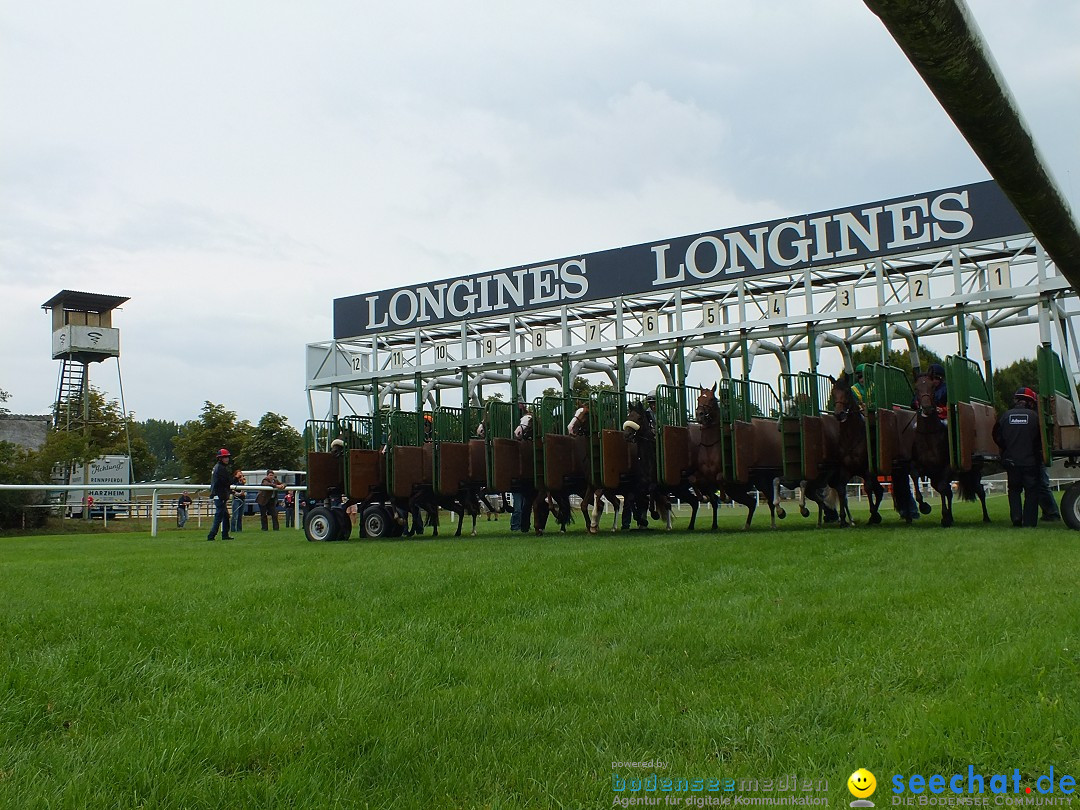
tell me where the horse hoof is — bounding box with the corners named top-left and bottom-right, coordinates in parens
top-left (776, 507), bottom-right (786, 519)
top-left (869, 513), bottom-right (882, 525)
top-left (919, 502), bottom-right (932, 515)
top-left (799, 507), bottom-right (810, 518)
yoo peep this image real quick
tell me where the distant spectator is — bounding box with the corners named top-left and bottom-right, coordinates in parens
top-left (231, 470), bottom-right (247, 533)
top-left (257, 470), bottom-right (286, 531)
top-left (176, 491), bottom-right (192, 528)
top-left (207, 448), bottom-right (234, 541)
top-left (284, 490), bottom-right (295, 528)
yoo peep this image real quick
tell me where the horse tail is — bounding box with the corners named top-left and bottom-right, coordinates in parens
top-left (956, 473), bottom-right (981, 502)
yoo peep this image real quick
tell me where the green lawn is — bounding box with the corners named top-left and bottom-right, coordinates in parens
top-left (1, 495), bottom-right (1078, 809)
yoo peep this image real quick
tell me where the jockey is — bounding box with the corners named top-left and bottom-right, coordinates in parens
top-left (912, 362), bottom-right (949, 423)
top-left (422, 412), bottom-right (434, 442)
top-left (513, 401), bottom-right (534, 440)
top-left (851, 364), bottom-right (868, 407)
top-left (566, 402), bottom-right (588, 436)
top-left (644, 392), bottom-right (658, 431)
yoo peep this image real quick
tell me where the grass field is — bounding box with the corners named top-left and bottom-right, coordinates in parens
top-left (1, 494), bottom-right (1078, 809)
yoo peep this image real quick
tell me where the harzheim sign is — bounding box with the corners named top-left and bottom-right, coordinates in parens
top-left (333, 180), bottom-right (1027, 339)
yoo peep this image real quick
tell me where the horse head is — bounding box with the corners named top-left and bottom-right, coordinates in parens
top-left (696, 383), bottom-right (720, 426)
top-left (830, 374), bottom-right (860, 423)
top-left (913, 372), bottom-right (937, 418)
top-left (623, 400), bottom-right (654, 443)
top-left (569, 401), bottom-right (590, 436)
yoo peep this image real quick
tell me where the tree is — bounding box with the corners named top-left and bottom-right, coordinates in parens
top-left (992, 358), bottom-right (1039, 414)
top-left (173, 402), bottom-right (252, 481)
top-left (0, 387), bottom-right (9, 415)
top-left (849, 344), bottom-right (945, 380)
top-left (241, 412), bottom-right (304, 471)
top-left (50, 386), bottom-right (156, 481)
top-left (139, 418), bottom-right (183, 479)
top-left (541, 376), bottom-right (614, 401)
top-left (0, 439), bottom-right (50, 528)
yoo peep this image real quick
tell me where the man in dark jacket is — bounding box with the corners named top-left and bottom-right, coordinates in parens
top-left (207, 448), bottom-right (234, 540)
top-left (993, 388), bottom-right (1042, 527)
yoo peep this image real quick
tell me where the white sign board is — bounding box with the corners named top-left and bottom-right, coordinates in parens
top-left (67, 455), bottom-right (131, 505)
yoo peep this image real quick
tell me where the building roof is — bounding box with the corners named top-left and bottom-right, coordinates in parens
top-left (41, 290), bottom-right (130, 313)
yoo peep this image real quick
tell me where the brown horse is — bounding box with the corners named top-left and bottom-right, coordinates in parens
top-left (910, 373), bottom-right (990, 526)
top-left (692, 384), bottom-right (780, 531)
top-left (830, 375), bottom-right (885, 525)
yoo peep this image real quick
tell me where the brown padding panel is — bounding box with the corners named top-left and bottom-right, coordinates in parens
top-left (437, 442), bottom-right (470, 496)
top-left (492, 438), bottom-right (518, 492)
top-left (347, 449), bottom-right (384, 500)
top-left (544, 434), bottom-right (576, 490)
top-left (971, 402), bottom-right (999, 458)
top-left (750, 417), bottom-right (782, 471)
top-left (468, 439), bottom-right (488, 486)
top-left (517, 440), bottom-right (537, 485)
top-left (956, 402), bottom-right (976, 471)
top-left (781, 419), bottom-right (802, 480)
top-left (733, 421), bottom-right (752, 483)
top-left (876, 409), bottom-right (897, 472)
top-left (893, 407), bottom-right (916, 461)
top-left (601, 430), bottom-right (631, 489)
top-left (390, 446), bottom-right (426, 498)
top-left (800, 416), bottom-right (824, 480)
top-left (306, 451), bottom-right (344, 500)
top-left (662, 425), bottom-right (690, 487)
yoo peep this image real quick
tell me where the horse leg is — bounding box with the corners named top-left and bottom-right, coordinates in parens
top-left (797, 480), bottom-right (811, 518)
top-left (977, 483), bottom-right (991, 522)
top-left (771, 477), bottom-right (786, 522)
top-left (534, 496), bottom-right (549, 536)
top-left (939, 477), bottom-right (954, 527)
top-left (866, 478), bottom-right (884, 525)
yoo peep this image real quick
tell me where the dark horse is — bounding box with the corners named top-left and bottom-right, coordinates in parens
top-left (909, 372), bottom-right (990, 526)
top-left (830, 374), bottom-right (885, 526)
top-left (620, 399), bottom-right (661, 529)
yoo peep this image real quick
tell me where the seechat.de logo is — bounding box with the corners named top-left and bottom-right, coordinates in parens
top-left (849, 768), bottom-right (877, 808)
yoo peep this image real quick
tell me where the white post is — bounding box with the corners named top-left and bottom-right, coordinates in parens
top-left (151, 489), bottom-right (159, 537)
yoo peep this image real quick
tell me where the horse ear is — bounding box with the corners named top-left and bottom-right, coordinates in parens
top-left (710, 382), bottom-right (717, 394)
top-left (829, 375), bottom-right (836, 384)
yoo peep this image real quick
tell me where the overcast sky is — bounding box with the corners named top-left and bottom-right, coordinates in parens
top-left (2, 0), bottom-right (1078, 431)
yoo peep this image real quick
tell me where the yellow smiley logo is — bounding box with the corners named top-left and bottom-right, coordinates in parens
top-left (848, 768), bottom-right (877, 798)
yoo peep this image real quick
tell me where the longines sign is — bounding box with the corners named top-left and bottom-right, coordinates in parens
top-left (333, 180), bottom-right (1027, 339)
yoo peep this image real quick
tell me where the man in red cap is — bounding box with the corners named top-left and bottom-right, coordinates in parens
top-left (993, 387), bottom-right (1042, 527)
top-left (207, 448), bottom-right (235, 540)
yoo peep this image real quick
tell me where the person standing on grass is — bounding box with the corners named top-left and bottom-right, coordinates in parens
top-left (284, 490), bottom-right (295, 528)
top-left (993, 387), bottom-right (1043, 528)
top-left (176, 491), bottom-right (192, 528)
top-left (231, 469), bottom-right (247, 533)
top-left (257, 470), bottom-right (286, 531)
top-left (207, 448), bottom-right (234, 541)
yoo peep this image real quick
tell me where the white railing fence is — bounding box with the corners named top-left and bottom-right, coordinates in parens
top-left (0, 484), bottom-right (306, 537)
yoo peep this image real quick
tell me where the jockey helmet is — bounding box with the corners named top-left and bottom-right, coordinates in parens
top-left (928, 363), bottom-right (945, 379)
top-left (1014, 387), bottom-right (1037, 404)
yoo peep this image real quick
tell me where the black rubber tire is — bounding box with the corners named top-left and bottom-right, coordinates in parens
top-left (305, 507), bottom-right (338, 542)
top-left (332, 507), bottom-right (353, 541)
top-left (361, 505), bottom-right (392, 538)
top-left (1060, 483), bottom-right (1080, 530)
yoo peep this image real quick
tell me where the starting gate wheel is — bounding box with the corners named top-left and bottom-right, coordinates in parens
top-left (362, 504), bottom-right (393, 538)
top-left (1059, 483), bottom-right (1080, 530)
top-left (305, 506), bottom-right (338, 542)
top-left (332, 507), bottom-right (353, 540)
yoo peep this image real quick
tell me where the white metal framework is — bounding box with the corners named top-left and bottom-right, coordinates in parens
top-left (307, 226), bottom-right (1080, 422)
